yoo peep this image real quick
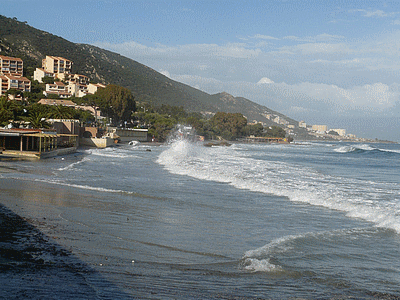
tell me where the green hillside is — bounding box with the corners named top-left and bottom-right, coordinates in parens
top-left (0, 15), bottom-right (299, 128)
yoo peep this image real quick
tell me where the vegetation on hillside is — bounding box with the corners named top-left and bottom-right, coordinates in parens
top-left (0, 15), bottom-right (298, 129)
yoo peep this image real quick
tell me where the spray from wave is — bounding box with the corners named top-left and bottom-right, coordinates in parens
top-left (157, 139), bottom-right (400, 234)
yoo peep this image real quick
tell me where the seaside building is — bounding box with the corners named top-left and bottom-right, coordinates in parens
top-left (330, 129), bottom-right (346, 137)
top-left (0, 128), bottom-right (77, 159)
top-left (0, 74), bottom-right (31, 97)
top-left (33, 68), bottom-right (55, 82)
top-left (0, 55), bottom-right (23, 76)
top-left (33, 55), bottom-right (105, 98)
top-left (43, 82), bottom-right (71, 98)
top-left (42, 56), bottom-right (72, 75)
top-left (312, 125), bottom-right (328, 133)
top-left (0, 55), bottom-right (31, 97)
top-left (299, 121), bottom-right (307, 128)
top-left (88, 83), bottom-right (106, 94)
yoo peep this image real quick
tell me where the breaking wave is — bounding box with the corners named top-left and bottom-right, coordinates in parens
top-left (157, 140), bottom-right (400, 234)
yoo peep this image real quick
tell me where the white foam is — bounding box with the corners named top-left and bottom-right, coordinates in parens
top-left (57, 156), bottom-right (89, 171)
top-left (157, 140), bottom-right (400, 234)
top-left (243, 258), bottom-right (282, 272)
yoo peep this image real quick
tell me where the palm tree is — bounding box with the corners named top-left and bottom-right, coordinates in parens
top-left (50, 105), bottom-right (74, 119)
top-left (24, 110), bottom-right (50, 129)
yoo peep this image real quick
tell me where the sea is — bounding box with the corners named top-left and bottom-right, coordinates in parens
top-left (0, 138), bottom-right (399, 299)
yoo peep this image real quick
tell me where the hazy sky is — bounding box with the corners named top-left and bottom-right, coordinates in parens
top-left (2, 0), bottom-right (400, 141)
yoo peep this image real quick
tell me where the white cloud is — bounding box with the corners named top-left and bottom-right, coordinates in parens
top-left (170, 74), bottom-right (400, 118)
top-left (278, 42), bottom-right (352, 55)
top-left (94, 41), bottom-right (262, 59)
top-left (257, 77), bottom-right (274, 84)
top-left (351, 9), bottom-right (397, 17)
top-left (283, 34), bottom-right (345, 43)
top-left (251, 34), bottom-right (279, 40)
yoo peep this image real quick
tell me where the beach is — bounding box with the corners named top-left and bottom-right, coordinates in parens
top-left (1, 141), bottom-right (400, 299)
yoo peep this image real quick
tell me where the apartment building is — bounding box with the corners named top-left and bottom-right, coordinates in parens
top-left (42, 56), bottom-right (72, 75)
top-left (312, 125), bottom-right (328, 133)
top-left (331, 129), bottom-right (346, 136)
top-left (33, 67), bottom-right (55, 82)
top-left (88, 83), bottom-right (106, 94)
top-left (0, 55), bottom-right (31, 97)
top-left (0, 55), bottom-right (24, 76)
top-left (43, 82), bottom-right (71, 98)
top-left (67, 82), bottom-right (89, 98)
top-left (0, 75), bottom-right (31, 96)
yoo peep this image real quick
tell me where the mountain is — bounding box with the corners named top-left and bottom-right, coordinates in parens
top-left (0, 15), bottom-right (299, 128)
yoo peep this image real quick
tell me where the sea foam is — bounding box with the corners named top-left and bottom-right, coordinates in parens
top-left (157, 140), bottom-right (400, 234)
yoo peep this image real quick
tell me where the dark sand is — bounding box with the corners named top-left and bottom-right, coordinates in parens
top-left (0, 203), bottom-right (130, 300)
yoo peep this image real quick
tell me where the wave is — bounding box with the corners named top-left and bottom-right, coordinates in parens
top-left (242, 227), bottom-right (385, 273)
top-left (86, 147), bottom-right (140, 159)
top-left (57, 156), bottom-right (89, 171)
top-left (0, 173), bottom-right (163, 200)
top-left (334, 144), bottom-right (400, 155)
top-left (157, 140), bottom-right (400, 234)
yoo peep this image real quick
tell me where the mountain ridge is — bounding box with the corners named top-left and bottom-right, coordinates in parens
top-left (0, 15), bottom-right (299, 128)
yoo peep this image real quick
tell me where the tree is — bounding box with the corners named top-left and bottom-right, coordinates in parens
top-left (49, 105), bottom-right (75, 119)
top-left (42, 76), bottom-right (55, 84)
top-left (24, 110), bottom-right (50, 129)
top-left (94, 84), bottom-right (136, 124)
top-left (210, 112), bottom-right (247, 140)
top-left (265, 126), bottom-right (286, 138)
top-left (0, 97), bottom-right (15, 126)
top-left (244, 123), bottom-right (264, 136)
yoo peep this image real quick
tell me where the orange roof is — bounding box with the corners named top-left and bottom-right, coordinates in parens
top-left (47, 55), bottom-right (72, 62)
top-left (0, 55), bottom-right (23, 61)
top-left (4, 75), bottom-right (30, 81)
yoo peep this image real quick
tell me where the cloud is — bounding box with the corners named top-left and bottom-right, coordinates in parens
top-left (170, 74), bottom-right (400, 119)
top-left (283, 34), bottom-right (345, 42)
top-left (251, 34), bottom-right (279, 40)
top-left (351, 9), bottom-right (398, 18)
top-left (257, 77), bottom-right (274, 84)
top-left (278, 42), bottom-right (352, 55)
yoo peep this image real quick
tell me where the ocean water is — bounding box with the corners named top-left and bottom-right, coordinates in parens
top-left (1, 140), bottom-right (400, 299)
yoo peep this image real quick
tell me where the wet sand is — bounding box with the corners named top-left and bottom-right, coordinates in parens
top-left (0, 203), bottom-right (130, 299)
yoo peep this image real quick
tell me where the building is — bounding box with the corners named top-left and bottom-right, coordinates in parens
top-left (0, 74), bottom-right (31, 96)
top-left (312, 125), bottom-right (328, 133)
top-left (67, 82), bottom-right (89, 97)
top-left (43, 82), bottom-right (71, 98)
top-left (34, 55), bottom-right (106, 98)
top-left (330, 129), bottom-right (346, 136)
top-left (0, 128), bottom-right (78, 159)
top-left (38, 99), bottom-right (76, 107)
top-left (0, 55), bottom-right (23, 76)
top-left (108, 127), bottom-right (148, 142)
top-left (0, 55), bottom-right (31, 97)
top-left (42, 56), bottom-right (72, 75)
top-left (33, 68), bottom-right (55, 82)
top-left (299, 121), bottom-right (307, 128)
top-left (88, 83), bottom-right (106, 94)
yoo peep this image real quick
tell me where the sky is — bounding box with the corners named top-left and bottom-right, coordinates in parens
top-left (2, 0), bottom-right (400, 141)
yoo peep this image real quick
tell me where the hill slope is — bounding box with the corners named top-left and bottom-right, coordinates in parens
top-left (0, 15), bottom-right (298, 127)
